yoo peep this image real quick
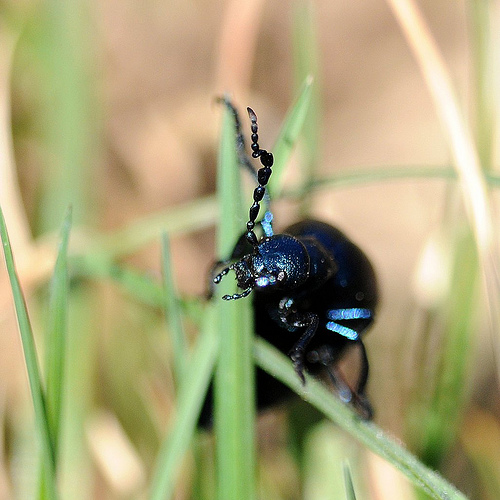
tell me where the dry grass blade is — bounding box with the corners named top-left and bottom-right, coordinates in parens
top-left (385, 0), bottom-right (500, 390)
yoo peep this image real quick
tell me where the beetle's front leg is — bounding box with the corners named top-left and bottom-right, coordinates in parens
top-left (278, 299), bottom-right (319, 384)
top-left (288, 312), bottom-right (319, 384)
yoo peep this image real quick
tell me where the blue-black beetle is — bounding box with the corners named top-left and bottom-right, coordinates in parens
top-left (200, 99), bottom-right (378, 425)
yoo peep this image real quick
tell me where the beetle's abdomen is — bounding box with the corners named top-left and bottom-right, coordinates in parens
top-left (285, 219), bottom-right (378, 311)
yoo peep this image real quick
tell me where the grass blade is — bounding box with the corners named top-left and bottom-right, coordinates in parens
top-left (254, 338), bottom-right (469, 500)
top-left (38, 208), bottom-right (72, 500)
top-left (0, 205), bottom-right (58, 500)
top-left (342, 462), bottom-right (358, 500)
top-left (36, 0), bottom-right (98, 233)
top-left (469, 0), bottom-right (495, 170)
top-left (95, 195), bottom-right (218, 259)
top-left (292, 1), bottom-right (321, 213)
top-left (148, 307), bottom-right (219, 500)
top-left (161, 232), bottom-right (188, 384)
top-left (45, 207), bottom-right (72, 458)
top-left (214, 101), bottom-right (256, 500)
top-left (270, 76), bottom-right (314, 198)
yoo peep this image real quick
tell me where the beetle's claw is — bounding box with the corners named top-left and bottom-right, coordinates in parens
top-left (289, 349), bottom-right (306, 385)
top-left (353, 394), bottom-right (374, 420)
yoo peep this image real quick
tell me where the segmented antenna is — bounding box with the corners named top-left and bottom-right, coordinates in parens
top-left (245, 107), bottom-right (274, 248)
top-left (212, 105), bottom-right (275, 300)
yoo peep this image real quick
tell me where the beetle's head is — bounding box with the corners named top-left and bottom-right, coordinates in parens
top-left (214, 235), bottom-right (310, 300)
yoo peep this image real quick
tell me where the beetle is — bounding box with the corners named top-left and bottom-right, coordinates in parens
top-left (200, 99), bottom-right (378, 425)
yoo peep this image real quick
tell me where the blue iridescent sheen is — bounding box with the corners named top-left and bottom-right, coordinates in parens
top-left (325, 321), bottom-right (359, 340)
top-left (327, 308), bottom-right (372, 321)
top-left (261, 210), bottom-right (274, 237)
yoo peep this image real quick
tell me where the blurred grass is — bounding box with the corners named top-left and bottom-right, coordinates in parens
top-left (0, 0), bottom-right (499, 499)
top-left (39, 207), bottom-right (72, 500)
top-left (270, 76), bottom-right (314, 199)
top-left (161, 233), bottom-right (188, 385)
top-left (0, 204), bottom-right (60, 500)
top-left (406, 225), bottom-right (479, 469)
top-left (34, 0), bottom-right (98, 233)
top-left (44, 207), bottom-right (72, 458)
top-left (342, 462), bottom-right (358, 500)
top-left (148, 307), bottom-right (219, 500)
top-left (292, 0), bottom-right (321, 215)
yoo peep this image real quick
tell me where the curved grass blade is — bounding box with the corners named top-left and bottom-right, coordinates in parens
top-left (254, 338), bottom-right (469, 500)
top-left (287, 165), bottom-right (500, 197)
top-left (96, 195), bottom-right (217, 259)
top-left (68, 164), bottom-right (500, 268)
top-left (386, 0), bottom-right (500, 391)
top-left (0, 205), bottom-right (58, 500)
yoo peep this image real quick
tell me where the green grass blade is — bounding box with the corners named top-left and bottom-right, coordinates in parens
top-left (270, 76), bottom-right (314, 198)
top-left (214, 102), bottom-right (256, 500)
top-left (95, 195), bottom-right (218, 259)
top-left (342, 462), bottom-right (358, 500)
top-left (0, 206), bottom-right (58, 500)
top-left (470, 0), bottom-right (495, 170)
top-left (161, 232), bottom-right (188, 384)
top-left (38, 208), bottom-right (72, 500)
top-left (303, 423), bottom-right (357, 500)
top-left (292, 0), bottom-right (321, 213)
top-left (285, 165), bottom-right (500, 198)
top-left (71, 257), bottom-right (165, 306)
top-left (45, 207), bottom-right (72, 458)
top-left (66, 166), bottom-right (500, 266)
top-left (35, 0), bottom-right (98, 233)
top-left (69, 258), bottom-right (205, 333)
top-left (254, 338), bottom-right (469, 500)
top-left (148, 307), bottom-right (219, 500)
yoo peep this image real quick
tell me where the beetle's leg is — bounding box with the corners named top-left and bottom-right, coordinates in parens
top-left (353, 339), bottom-right (374, 419)
top-left (286, 312), bottom-right (320, 384)
top-left (308, 345), bottom-right (353, 403)
top-left (212, 264), bottom-right (231, 284)
top-left (325, 366), bottom-right (353, 403)
top-left (309, 344), bottom-right (373, 420)
top-left (356, 338), bottom-right (370, 395)
top-left (222, 286), bottom-right (253, 301)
